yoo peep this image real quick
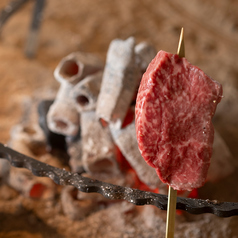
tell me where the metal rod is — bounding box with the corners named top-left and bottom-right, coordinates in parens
top-left (0, 142), bottom-right (238, 217)
top-left (0, 0), bottom-right (29, 32)
top-left (25, 0), bottom-right (46, 58)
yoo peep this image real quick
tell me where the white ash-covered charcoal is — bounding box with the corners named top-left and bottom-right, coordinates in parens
top-left (38, 99), bottom-right (67, 152)
top-left (81, 110), bottom-right (119, 175)
top-left (0, 119), bottom-right (45, 179)
top-left (6, 124), bottom-right (56, 199)
top-left (67, 139), bottom-right (84, 173)
top-left (110, 121), bottom-right (161, 189)
top-left (61, 186), bottom-right (97, 220)
top-left (141, 205), bottom-right (166, 229)
top-left (103, 201), bottom-right (137, 232)
top-left (48, 51), bottom-right (104, 137)
top-left (213, 84), bottom-right (238, 156)
top-left (96, 37), bottom-right (140, 128)
top-left (7, 167), bottom-right (55, 199)
top-left (9, 124), bottom-right (45, 158)
top-left (207, 129), bottom-right (236, 182)
top-left (47, 82), bottom-right (79, 136)
top-left (54, 52), bottom-right (104, 85)
top-left (135, 42), bottom-right (157, 73)
top-left (72, 71), bottom-right (103, 112)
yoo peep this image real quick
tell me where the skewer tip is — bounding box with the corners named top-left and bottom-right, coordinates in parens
top-left (177, 27), bottom-right (185, 58)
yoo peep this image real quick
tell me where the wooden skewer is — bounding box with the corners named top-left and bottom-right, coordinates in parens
top-left (165, 27), bottom-right (184, 238)
top-left (165, 186), bottom-right (177, 238)
top-left (177, 27), bottom-right (185, 58)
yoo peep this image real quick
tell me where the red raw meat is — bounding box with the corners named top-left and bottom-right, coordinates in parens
top-left (135, 50), bottom-right (223, 191)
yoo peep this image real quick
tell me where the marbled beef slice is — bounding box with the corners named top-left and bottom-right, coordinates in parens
top-left (135, 50), bottom-right (223, 191)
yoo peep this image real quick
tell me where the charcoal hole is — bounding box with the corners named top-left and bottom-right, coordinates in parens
top-left (60, 60), bottom-right (79, 78)
top-left (55, 120), bottom-right (68, 129)
top-left (77, 95), bottom-right (89, 106)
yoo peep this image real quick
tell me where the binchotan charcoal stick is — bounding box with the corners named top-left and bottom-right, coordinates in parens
top-left (110, 121), bottom-right (162, 190)
top-left (54, 52), bottom-right (104, 85)
top-left (96, 37), bottom-right (140, 128)
top-left (81, 110), bottom-right (119, 175)
top-left (61, 186), bottom-right (97, 220)
top-left (135, 42), bottom-right (157, 73)
top-left (8, 166), bottom-right (55, 199)
top-left (207, 129), bottom-right (236, 182)
top-left (47, 51), bottom-right (104, 136)
top-left (5, 123), bottom-right (56, 199)
top-left (9, 124), bottom-right (45, 158)
top-left (72, 71), bottom-right (103, 112)
top-left (67, 138), bottom-right (84, 173)
top-left (38, 99), bottom-right (67, 152)
top-left (47, 81), bottom-right (80, 136)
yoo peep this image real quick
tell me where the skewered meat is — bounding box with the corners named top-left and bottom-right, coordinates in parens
top-left (135, 50), bottom-right (223, 191)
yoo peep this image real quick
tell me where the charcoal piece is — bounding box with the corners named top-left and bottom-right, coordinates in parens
top-left (54, 52), bottom-right (103, 85)
top-left (8, 166), bottom-right (55, 199)
top-left (96, 37), bottom-right (140, 128)
top-left (67, 139), bottom-right (83, 173)
top-left (208, 129), bottom-right (236, 182)
top-left (135, 42), bottom-right (157, 72)
top-left (38, 99), bottom-right (67, 152)
top-left (81, 111), bottom-right (119, 175)
top-left (9, 124), bottom-right (45, 158)
top-left (72, 71), bottom-right (103, 112)
top-left (47, 82), bottom-right (80, 136)
top-left (110, 121), bottom-right (162, 190)
top-left (61, 186), bottom-right (97, 220)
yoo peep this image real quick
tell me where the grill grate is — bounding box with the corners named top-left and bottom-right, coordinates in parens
top-left (0, 142), bottom-right (237, 218)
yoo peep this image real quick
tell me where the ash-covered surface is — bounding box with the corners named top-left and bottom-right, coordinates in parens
top-left (0, 0), bottom-right (238, 237)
